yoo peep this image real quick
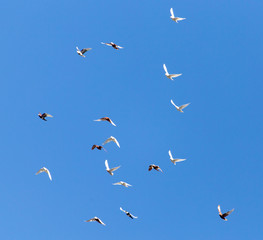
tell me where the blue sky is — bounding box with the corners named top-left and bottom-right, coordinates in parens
top-left (0, 0), bottom-right (263, 239)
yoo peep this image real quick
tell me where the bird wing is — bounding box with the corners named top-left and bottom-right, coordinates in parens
top-left (224, 209), bottom-right (234, 217)
top-left (97, 218), bottom-right (106, 225)
top-left (168, 150), bottom-right (173, 159)
top-left (84, 218), bottom-right (94, 222)
top-left (102, 147), bottom-right (107, 152)
top-left (101, 42), bottom-right (111, 46)
top-left (180, 103), bottom-right (190, 110)
top-left (94, 118), bottom-right (102, 122)
top-left (120, 207), bottom-right (127, 213)
top-left (170, 8), bottom-right (175, 18)
top-left (116, 45), bottom-right (123, 49)
top-left (36, 168), bottom-right (44, 175)
top-left (110, 166), bottom-right (120, 172)
top-left (218, 205), bottom-right (222, 215)
top-left (148, 165), bottom-right (153, 171)
top-left (105, 160), bottom-right (110, 170)
top-left (174, 158), bottom-right (186, 163)
top-left (126, 183), bottom-right (132, 186)
top-left (163, 64), bottom-right (168, 74)
top-left (170, 74), bottom-right (182, 78)
top-left (45, 114), bottom-right (53, 118)
top-left (81, 48), bottom-right (92, 54)
top-left (109, 120), bottom-right (116, 126)
top-left (130, 214), bottom-right (138, 219)
top-left (158, 167), bottom-right (163, 173)
top-left (103, 137), bottom-right (112, 145)
top-left (171, 99), bottom-right (179, 109)
top-left (45, 168), bottom-right (52, 181)
top-left (112, 137), bottom-right (120, 148)
top-left (113, 182), bottom-right (121, 185)
top-left (76, 46), bottom-right (80, 51)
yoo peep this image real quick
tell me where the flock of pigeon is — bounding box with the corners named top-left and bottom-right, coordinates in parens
top-left (36, 7), bottom-right (234, 226)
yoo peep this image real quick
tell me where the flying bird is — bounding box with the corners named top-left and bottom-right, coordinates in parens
top-left (105, 160), bottom-right (120, 176)
top-left (84, 217), bottom-right (106, 226)
top-left (163, 64), bottom-right (182, 80)
top-left (91, 145), bottom-right (106, 151)
top-left (171, 99), bottom-right (190, 113)
top-left (148, 164), bottom-right (163, 172)
top-left (76, 46), bottom-right (92, 57)
top-left (170, 8), bottom-right (186, 23)
top-left (101, 42), bottom-right (123, 50)
top-left (120, 207), bottom-right (138, 219)
top-left (218, 205), bottom-right (234, 221)
top-left (113, 181), bottom-right (132, 187)
top-left (103, 136), bottom-right (120, 148)
top-left (38, 113), bottom-right (53, 121)
top-left (168, 150), bottom-right (186, 165)
top-left (36, 167), bottom-right (52, 181)
top-left (94, 117), bottom-right (116, 126)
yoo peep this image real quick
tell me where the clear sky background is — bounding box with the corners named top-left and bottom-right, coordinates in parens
top-left (0, 0), bottom-right (262, 239)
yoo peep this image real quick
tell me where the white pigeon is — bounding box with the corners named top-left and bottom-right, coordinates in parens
top-left (120, 207), bottom-right (138, 219)
top-left (76, 46), bottom-right (92, 57)
top-left (84, 217), bottom-right (106, 226)
top-left (113, 181), bottom-right (132, 187)
top-left (168, 150), bottom-right (186, 165)
top-left (163, 64), bottom-right (182, 80)
top-left (35, 167), bottom-right (52, 181)
top-left (171, 99), bottom-right (190, 113)
top-left (170, 8), bottom-right (186, 23)
top-left (105, 160), bottom-right (120, 176)
top-left (103, 136), bottom-right (120, 148)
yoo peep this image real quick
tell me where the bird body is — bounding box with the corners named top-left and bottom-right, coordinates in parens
top-left (170, 8), bottom-right (186, 23)
top-left (101, 42), bottom-right (123, 50)
top-left (91, 145), bottom-right (106, 151)
top-left (94, 117), bottom-right (116, 126)
top-left (84, 217), bottom-right (106, 226)
top-left (120, 207), bottom-right (138, 219)
top-left (36, 167), bottom-right (52, 181)
top-left (163, 64), bottom-right (182, 80)
top-left (168, 150), bottom-right (186, 165)
top-left (103, 136), bottom-right (120, 148)
top-left (218, 205), bottom-right (234, 221)
top-left (38, 112), bottom-right (53, 121)
top-left (171, 99), bottom-right (190, 113)
top-left (113, 181), bottom-right (132, 187)
top-left (148, 164), bottom-right (163, 172)
top-left (105, 160), bottom-right (120, 176)
top-left (76, 46), bottom-right (92, 57)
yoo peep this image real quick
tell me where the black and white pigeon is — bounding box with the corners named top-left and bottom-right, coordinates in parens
top-left (76, 46), bottom-right (92, 57)
top-left (101, 42), bottom-right (123, 50)
top-left (38, 112), bottom-right (53, 121)
top-left (218, 205), bottom-right (234, 221)
top-left (120, 207), bottom-right (138, 219)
